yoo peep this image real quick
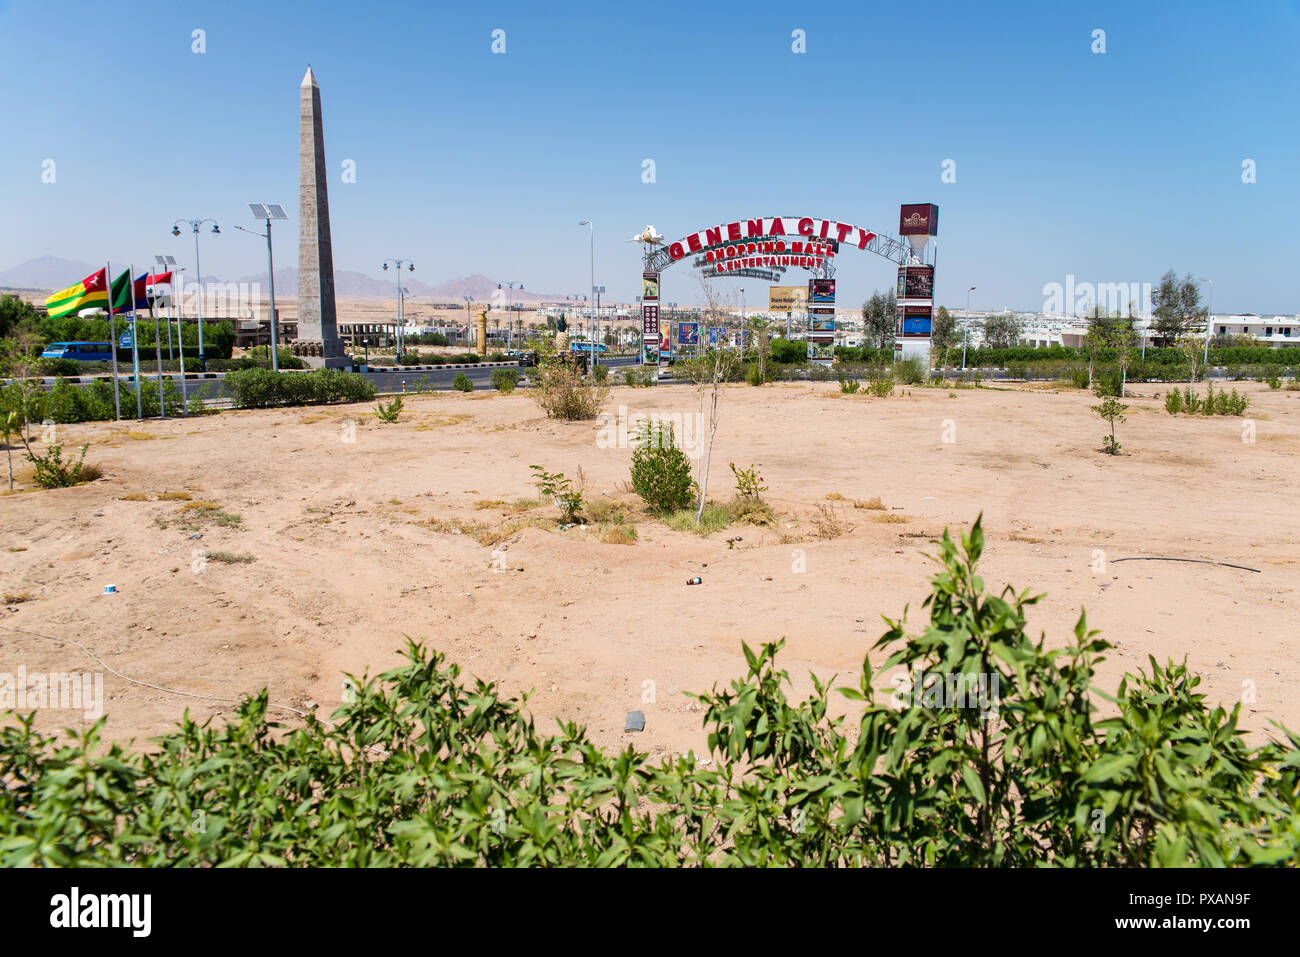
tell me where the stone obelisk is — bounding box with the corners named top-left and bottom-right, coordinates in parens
top-left (295, 66), bottom-right (348, 368)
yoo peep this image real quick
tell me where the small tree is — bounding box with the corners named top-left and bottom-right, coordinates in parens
top-left (630, 422), bottom-right (696, 514)
top-left (1178, 334), bottom-right (1205, 384)
top-left (982, 313), bottom-right (1020, 350)
top-left (861, 290), bottom-right (897, 351)
top-left (1092, 396), bottom-right (1127, 455)
top-left (1152, 270), bottom-right (1207, 347)
top-left (2, 409), bottom-right (18, 490)
top-left (930, 305), bottom-right (956, 367)
top-left (743, 314), bottom-right (777, 384)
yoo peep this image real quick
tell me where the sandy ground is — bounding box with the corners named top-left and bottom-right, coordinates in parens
top-left (2, 379), bottom-right (1297, 758)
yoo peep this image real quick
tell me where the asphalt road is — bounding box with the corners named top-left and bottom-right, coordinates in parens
top-left (20, 356), bottom-right (647, 405)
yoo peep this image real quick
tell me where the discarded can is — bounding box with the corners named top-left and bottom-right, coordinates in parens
top-left (104, 584), bottom-right (117, 594)
top-left (686, 577), bottom-right (702, 585)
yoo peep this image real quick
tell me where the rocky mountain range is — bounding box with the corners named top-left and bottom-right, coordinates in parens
top-left (0, 257), bottom-right (566, 303)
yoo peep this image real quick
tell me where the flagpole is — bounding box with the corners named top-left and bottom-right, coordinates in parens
top-left (105, 262), bottom-right (121, 421)
top-left (129, 264), bottom-right (142, 419)
top-left (151, 273), bottom-right (165, 418)
top-left (174, 278), bottom-right (189, 417)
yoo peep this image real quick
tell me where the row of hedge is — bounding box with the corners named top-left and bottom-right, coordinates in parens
top-left (368, 352), bottom-right (511, 366)
top-left (27, 316), bottom-right (236, 360)
top-left (36, 352), bottom-right (308, 377)
top-left (225, 368), bottom-right (375, 408)
top-left (2, 376), bottom-right (208, 423)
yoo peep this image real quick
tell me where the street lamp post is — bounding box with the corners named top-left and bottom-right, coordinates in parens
top-left (172, 218), bottom-right (220, 371)
top-left (579, 221), bottom-right (594, 379)
top-left (238, 204), bottom-right (288, 373)
top-left (498, 282), bottom-right (522, 353)
top-left (382, 259), bottom-right (415, 356)
top-left (963, 285), bottom-right (976, 372)
top-left (1200, 276), bottom-right (1214, 369)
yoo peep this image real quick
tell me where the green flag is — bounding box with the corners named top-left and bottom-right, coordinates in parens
top-left (109, 270), bottom-right (132, 314)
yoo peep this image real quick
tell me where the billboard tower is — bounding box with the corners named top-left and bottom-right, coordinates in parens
top-left (896, 204), bottom-right (939, 365)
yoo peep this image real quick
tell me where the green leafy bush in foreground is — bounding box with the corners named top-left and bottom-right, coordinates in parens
top-left (2, 516), bottom-right (1296, 867)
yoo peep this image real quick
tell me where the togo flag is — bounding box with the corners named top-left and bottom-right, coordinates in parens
top-left (44, 268), bottom-right (109, 319)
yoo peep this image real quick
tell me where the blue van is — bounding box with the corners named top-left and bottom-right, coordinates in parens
top-left (41, 341), bottom-right (113, 362)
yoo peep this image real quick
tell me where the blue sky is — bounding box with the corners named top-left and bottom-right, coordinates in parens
top-left (1, 0), bottom-right (1296, 313)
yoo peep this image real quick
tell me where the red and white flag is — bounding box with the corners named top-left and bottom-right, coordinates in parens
top-left (145, 271), bottom-right (173, 306)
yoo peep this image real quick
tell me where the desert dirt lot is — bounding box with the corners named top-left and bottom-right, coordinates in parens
top-left (2, 379), bottom-right (1298, 757)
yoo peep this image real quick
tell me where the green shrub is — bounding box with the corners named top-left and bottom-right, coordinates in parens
top-left (838, 374), bottom-right (860, 394)
top-left (769, 337), bottom-right (807, 364)
top-left (529, 465), bottom-right (584, 522)
top-left (744, 362), bottom-right (764, 386)
top-left (374, 396), bottom-right (403, 423)
top-left (532, 359), bottom-right (607, 420)
top-left (593, 364), bottom-right (608, 384)
top-left (866, 374), bottom-right (894, 398)
top-left (452, 372), bottom-right (473, 393)
top-left (630, 421), bottom-right (696, 514)
top-left (491, 368), bottom-right (519, 393)
top-left (26, 442), bottom-right (92, 488)
top-left (1092, 366), bottom-right (1123, 397)
top-left (895, 357), bottom-right (926, 385)
top-left (1165, 389), bottom-right (1183, 415)
top-left (226, 369), bottom-right (375, 408)
top-left (2, 516), bottom-right (1295, 867)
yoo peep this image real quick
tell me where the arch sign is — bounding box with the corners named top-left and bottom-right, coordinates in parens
top-left (639, 205), bottom-right (938, 368)
top-left (645, 215), bottom-right (919, 277)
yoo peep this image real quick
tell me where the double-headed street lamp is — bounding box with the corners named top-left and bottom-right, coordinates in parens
top-left (498, 281), bottom-right (522, 352)
top-left (236, 204), bottom-right (288, 373)
top-left (172, 218), bottom-right (220, 370)
top-left (963, 285), bottom-right (977, 372)
top-left (382, 259), bottom-right (415, 354)
top-left (1199, 276), bottom-right (1215, 368)
top-left (579, 220), bottom-right (595, 379)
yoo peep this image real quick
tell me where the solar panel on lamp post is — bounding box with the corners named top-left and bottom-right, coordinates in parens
top-left (155, 255), bottom-right (189, 415)
top-left (382, 259), bottom-right (414, 355)
top-left (172, 218), bottom-right (220, 370)
top-left (239, 204), bottom-right (288, 372)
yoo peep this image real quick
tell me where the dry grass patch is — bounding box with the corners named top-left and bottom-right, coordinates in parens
top-left (853, 497), bottom-right (886, 510)
top-left (120, 492), bottom-right (149, 501)
top-left (599, 524), bottom-right (638, 545)
top-left (3, 592), bottom-right (35, 603)
top-left (586, 498), bottom-right (635, 524)
top-left (157, 491), bottom-right (192, 501)
top-left (425, 516), bottom-right (496, 544)
top-left (205, 551), bottom-right (256, 564)
top-left (731, 498), bottom-right (775, 527)
top-left (6, 546), bottom-right (27, 552)
top-left (872, 513), bottom-right (912, 524)
top-left (825, 492), bottom-right (847, 501)
top-left (811, 504), bottom-right (853, 540)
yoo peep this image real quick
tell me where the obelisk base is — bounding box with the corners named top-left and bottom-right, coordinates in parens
top-left (290, 339), bottom-right (351, 369)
